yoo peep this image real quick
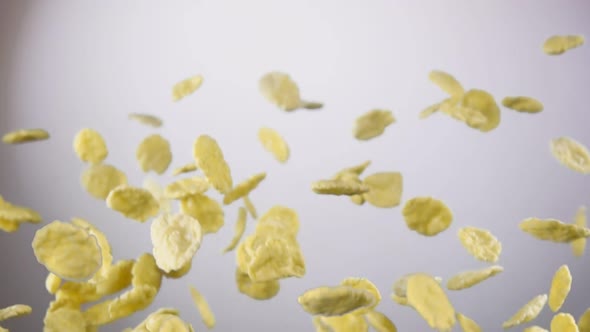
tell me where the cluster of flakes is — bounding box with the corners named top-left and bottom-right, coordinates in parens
top-left (0, 33), bottom-right (588, 331)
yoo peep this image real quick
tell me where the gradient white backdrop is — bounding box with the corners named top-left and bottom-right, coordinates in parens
top-left (1, 1), bottom-right (590, 331)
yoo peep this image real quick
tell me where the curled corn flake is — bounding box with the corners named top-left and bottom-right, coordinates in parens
top-left (81, 164), bottom-right (127, 200)
top-left (548, 264), bottom-right (572, 312)
top-left (543, 35), bottom-right (585, 55)
top-left (320, 314), bottom-right (369, 332)
top-left (442, 89), bottom-right (501, 132)
top-left (350, 194), bottom-right (365, 205)
top-left (44, 308), bottom-right (86, 332)
top-left (312, 179), bottom-right (370, 196)
top-left (402, 196), bottom-right (453, 236)
top-left (258, 127), bottom-right (290, 163)
top-left (255, 205), bottom-right (300, 237)
top-left (131, 308), bottom-right (194, 332)
top-left (353, 109), bottom-right (396, 141)
top-left (151, 213), bottom-right (202, 273)
top-left (550, 313), bottom-right (578, 332)
top-left (456, 313), bottom-right (482, 332)
top-left (94, 259), bottom-right (134, 296)
top-left (524, 327), bottom-right (549, 332)
top-left (172, 162), bottom-right (198, 176)
top-left (446, 265), bottom-right (503, 291)
top-left (172, 75), bottom-right (203, 101)
top-left (128, 113), bottom-right (163, 128)
top-left (429, 70), bottom-right (464, 97)
top-left (333, 160), bottom-right (372, 179)
top-left (519, 218), bottom-right (590, 242)
top-left (180, 194), bottom-right (225, 234)
top-left (259, 71), bottom-right (302, 111)
top-left (0, 195), bottom-right (42, 233)
top-left (136, 134), bottom-right (173, 174)
top-left (312, 316), bottom-right (331, 332)
top-left (132, 253), bottom-right (163, 290)
top-left (143, 177), bottom-right (172, 214)
top-left (457, 226), bottom-right (502, 263)
top-left (235, 268), bottom-right (280, 300)
top-left (70, 217), bottom-right (113, 270)
top-left (390, 293), bottom-right (410, 306)
top-left (550, 137), bottom-right (590, 174)
top-left (45, 273), bottom-right (62, 294)
top-left (106, 185), bottom-right (160, 222)
top-left (420, 101), bottom-right (443, 119)
top-left (2, 128), bottom-right (49, 144)
top-left (73, 128), bottom-right (108, 164)
top-left (223, 207), bottom-right (247, 253)
top-left (243, 196), bottom-right (258, 219)
top-left (189, 286), bottom-right (216, 329)
top-left (193, 135), bottom-right (233, 194)
top-left (362, 172), bottom-right (403, 208)
top-left (32, 220), bottom-right (102, 281)
top-left (165, 177), bottom-right (210, 200)
top-left (297, 285), bottom-right (376, 316)
top-left (406, 273), bottom-right (456, 331)
top-left (339, 277), bottom-right (381, 313)
top-left (0, 305), bottom-right (32, 321)
top-left (223, 172), bottom-right (267, 205)
top-left (85, 284), bottom-right (158, 326)
top-left (579, 308), bottom-right (590, 332)
top-left (392, 273), bottom-right (442, 299)
top-left (572, 206), bottom-right (587, 257)
top-left (502, 294), bottom-right (547, 329)
top-left (501, 96), bottom-right (544, 113)
top-left (365, 310), bottom-right (398, 332)
top-left (164, 259), bottom-right (192, 279)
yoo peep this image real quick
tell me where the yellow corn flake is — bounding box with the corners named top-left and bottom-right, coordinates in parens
top-left (353, 109), bottom-right (396, 141)
top-left (0, 195), bottom-right (42, 233)
top-left (189, 286), bottom-right (216, 329)
top-left (81, 164), bottom-right (127, 200)
top-left (0, 305), bottom-right (32, 321)
top-left (130, 308), bottom-right (194, 332)
top-left (297, 285), bottom-right (376, 316)
top-left (548, 264), bottom-right (572, 312)
top-left (2, 128), bottom-right (49, 144)
top-left (406, 273), bottom-right (456, 331)
top-left (550, 137), bottom-right (590, 174)
top-left (320, 314), bottom-right (369, 332)
top-left (429, 70), bottom-right (464, 97)
top-left (441, 89), bottom-right (501, 132)
top-left (543, 35), bottom-right (585, 55)
top-left (419, 101), bottom-right (443, 119)
top-left (193, 135), bottom-right (233, 194)
top-left (128, 113), bottom-right (163, 128)
top-left (457, 226), bottom-right (502, 263)
top-left (0, 219), bottom-right (19, 233)
top-left (365, 310), bottom-right (398, 332)
top-left (45, 273), bottom-right (62, 294)
top-left (32, 220), bottom-right (102, 281)
top-left (524, 326), bottom-right (549, 332)
top-left (223, 207), bottom-right (247, 253)
top-left (180, 194), bottom-right (224, 234)
top-left (243, 196), bottom-right (258, 219)
top-left (84, 284), bottom-right (158, 326)
top-left (94, 260), bottom-right (134, 296)
top-left (106, 185), bottom-right (160, 222)
top-left (456, 313), bottom-right (481, 332)
top-left (362, 172), bottom-right (403, 208)
top-left (132, 253), bottom-right (163, 291)
top-left (333, 160), bottom-right (372, 179)
top-left (165, 177), bottom-right (210, 200)
top-left (402, 196), bottom-right (453, 236)
top-left (312, 316), bottom-right (331, 332)
top-left (70, 217), bottom-right (113, 270)
top-left (502, 294), bottom-right (547, 329)
top-left (350, 194), bottom-right (366, 205)
top-left (579, 308), bottom-right (590, 332)
top-left (172, 75), bottom-right (204, 101)
top-left (223, 172), bottom-right (267, 205)
top-left (519, 218), bottom-right (590, 242)
top-left (339, 277), bottom-right (381, 313)
top-left (312, 179), bottom-right (370, 196)
top-left (392, 273), bottom-right (442, 300)
top-left (235, 268), bottom-right (280, 300)
top-left (446, 265), bottom-right (503, 291)
top-left (164, 259), bottom-right (192, 280)
top-left (136, 134), bottom-right (172, 174)
top-left (572, 206), bottom-right (587, 257)
top-left (151, 213), bottom-right (202, 273)
top-left (550, 313), bottom-right (578, 332)
top-left (73, 128), bottom-right (108, 164)
top-left (255, 205), bottom-right (300, 237)
top-left (390, 293), bottom-right (410, 306)
top-left (172, 162), bottom-right (198, 176)
top-left (501, 96), bottom-right (544, 113)
top-left (258, 127), bottom-right (290, 163)
top-left (143, 177), bottom-right (172, 214)
top-left (44, 308), bottom-right (86, 332)
top-left (258, 71), bottom-right (302, 111)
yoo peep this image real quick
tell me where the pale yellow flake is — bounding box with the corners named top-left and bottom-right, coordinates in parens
top-left (73, 129), bottom-right (108, 164)
top-left (193, 135), bottom-right (233, 194)
top-left (106, 185), bottom-right (160, 222)
top-left (365, 310), bottom-right (398, 332)
top-left (456, 313), bottom-right (482, 332)
top-left (519, 218), bottom-right (590, 242)
top-left (579, 308), bottom-right (590, 332)
top-left (297, 285), bottom-right (376, 316)
top-left (429, 70), bottom-right (465, 97)
top-left (143, 177), bottom-right (172, 214)
top-left (0, 305), bottom-right (32, 321)
top-left (2, 128), bottom-right (49, 144)
top-left (136, 134), bottom-right (172, 174)
top-left (457, 226), bottom-right (502, 263)
top-left (446, 265), bottom-right (503, 291)
top-left (180, 194), bottom-right (225, 234)
top-left (550, 137), bottom-right (590, 174)
top-left (243, 196), bottom-right (258, 219)
top-left (0, 195), bottom-right (42, 233)
top-left (128, 113), bottom-right (163, 128)
top-left (43, 308), bottom-right (86, 332)
top-left (258, 127), bottom-right (290, 163)
top-left (353, 109), bottom-right (395, 141)
top-left (502, 96), bottom-right (544, 113)
top-left (440, 89), bottom-right (501, 132)
top-left (550, 313), bottom-right (578, 332)
top-left (502, 294), bottom-right (547, 329)
top-left (189, 286), bottom-right (216, 329)
top-left (548, 264), bottom-right (572, 312)
top-left (165, 177), bottom-right (209, 199)
top-left (312, 179), bottom-right (370, 196)
top-left (172, 162), bottom-right (198, 176)
top-left (258, 71), bottom-right (302, 111)
top-left (406, 273), bottom-right (456, 331)
top-left (45, 273), bottom-right (62, 294)
top-left (362, 172), bottom-right (403, 208)
top-left (223, 172), bottom-right (267, 205)
top-left (320, 314), bottom-right (369, 332)
top-left (151, 213), bottom-right (202, 273)
top-left (572, 206), bottom-right (587, 257)
top-left (255, 205), bottom-right (300, 237)
top-left (543, 35), bottom-right (585, 55)
top-left (235, 268), bottom-right (280, 300)
top-left (81, 164), bottom-right (127, 200)
top-left (172, 75), bottom-right (203, 101)
top-left (223, 207), bottom-right (247, 253)
top-left (402, 196), bottom-right (453, 236)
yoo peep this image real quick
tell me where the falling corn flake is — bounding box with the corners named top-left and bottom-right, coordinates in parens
top-left (70, 217), bottom-right (113, 271)
top-left (164, 260), bottom-right (193, 280)
top-left (180, 194), bottom-right (225, 234)
top-left (579, 308), bottom-right (590, 332)
top-left (43, 308), bottom-right (86, 332)
top-left (0, 195), bottom-right (42, 233)
top-left (457, 226), bottom-right (502, 263)
top-left (45, 273), bottom-right (62, 295)
top-left (339, 277), bottom-right (381, 315)
top-left (402, 196), bottom-right (453, 236)
top-left (333, 160), bottom-right (372, 179)
top-left (543, 35), bottom-right (585, 55)
top-left (243, 196), bottom-right (258, 219)
top-left (223, 207), bottom-right (247, 253)
top-left (143, 177), bottom-right (172, 214)
top-left (235, 268), bottom-right (280, 300)
top-left (441, 89), bottom-right (501, 132)
top-left (311, 179), bottom-right (370, 196)
top-left (548, 264), bottom-right (572, 312)
top-left (456, 313), bottom-right (482, 332)
top-left (258, 127), bottom-right (290, 163)
top-left (429, 70), bottom-right (465, 97)
top-left (128, 113), bottom-right (163, 128)
top-left (258, 71), bottom-right (321, 111)
top-left (151, 213), bottom-right (202, 273)
top-left (297, 285), bottom-right (376, 316)
top-left (446, 265), bottom-right (503, 291)
top-left (189, 286), bottom-right (216, 329)
top-left (81, 164), bottom-right (128, 200)
top-left (519, 217), bottom-right (590, 242)
top-left (312, 316), bottom-right (332, 332)
top-left (501, 96), bottom-right (544, 113)
top-left (193, 135), bottom-right (233, 194)
top-left (2, 128), bottom-right (49, 144)
top-left (419, 101), bottom-right (444, 119)
top-left (106, 185), bottom-right (160, 222)
top-left (365, 310), bottom-right (398, 332)
top-left (572, 206), bottom-right (587, 257)
top-left (255, 205), bottom-right (300, 237)
top-left (502, 294), bottom-right (547, 329)
top-left (73, 128), bottom-right (108, 164)
top-left (32, 220), bottom-right (102, 281)
top-left (550, 313), bottom-right (578, 332)
top-left (172, 162), bottom-right (198, 176)
top-left (524, 326), bottom-right (549, 332)
top-left (0, 304), bottom-right (32, 321)
top-left (320, 314), bottom-right (369, 332)
top-left (362, 172), bottom-right (403, 208)
top-left (164, 177), bottom-right (210, 200)
top-left (223, 172), bottom-right (267, 205)
top-left (406, 273), bottom-right (456, 331)
top-left (172, 74), bottom-right (203, 101)
top-left (550, 137), bottom-right (590, 174)
top-left (136, 134), bottom-right (173, 175)
top-left (353, 109), bottom-right (396, 141)
top-left (128, 308), bottom-right (194, 332)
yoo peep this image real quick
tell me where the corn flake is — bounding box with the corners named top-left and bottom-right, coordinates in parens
top-left (572, 206), bottom-right (587, 257)
top-left (502, 96), bottom-right (544, 113)
top-left (579, 308), bottom-right (590, 332)
top-left (429, 70), bottom-right (465, 97)
top-left (180, 194), bottom-right (224, 234)
top-left (406, 273), bottom-right (456, 331)
top-left (320, 314), bottom-right (369, 332)
top-left (189, 286), bottom-right (216, 329)
top-left (128, 113), bottom-right (163, 128)
top-left (81, 164), bottom-right (127, 200)
top-left (312, 179), bottom-right (370, 196)
top-left (172, 75), bottom-right (203, 101)
top-left (548, 264), bottom-right (572, 312)
top-left (43, 308), bottom-right (86, 332)
top-left (193, 135), bottom-right (233, 194)
top-left (456, 313), bottom-right (481, 332)
top-left (243, 196), bottom-right (258, 219)
top-left (255, 205), bottom-right (300, 237)
top-left (143, 177), bottom-right (172, 214)
top-left (543, 35), bottom-right (585, 55)
top-left (550, 313), bottom-right (578, 332)
top-left (502, 294), bottom-right (547, 329)
top-left (223, 207), bottom-right (247, 253)
top-left (45, 273), bottom-right (62, 294)
top-left (223, 172), bottom-right (266, 205)
top-left (73, 129), bottom-right (108, 164)
top-left (524, 327), bottom-right (549, 332)
top-left (457, 226), bottom-right (502, 263)
top-left (258, 72), bottom-right (302, 111)
top-left (2, 128), bottom-right (49, 144)
top-left (365, 310), bottom-right (398, 332)
top-left (0, 195), bottom-right (42, 233)
top-left (339, 277), bottom-right (381, 314)
top-left (151, 213), bottom-right (202, 273)
top-left (172, 162), bottom-right (198, 176)
top-left (258, 127), bottom-right (290, 163)
top-left (441, 89), bottom-right (501, 132)
top-left (353, 109), bottom-right (396, 141)
top-left (362, 172), bottom-right (403, 208)
top-left (550, 137), bottom-right (590, 174)
top-left (297, 285), bottom-right (376, 316)
top-left (136, 134), bottom-right (172, 174)
top-left (446, 265), bottom-right (503, 291)
top-left (235, 268), bottom-right (280, 300)
top-left (402, 196), bottom-right (453, 236)
top-left (106, 185), bottom-right (160, 222)
top-left (165, 177), bottom-right (209, 200)
top-left (519, 218), bottom-right (590, 242)
top-left (0, 305), bottom-right (32, 321)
